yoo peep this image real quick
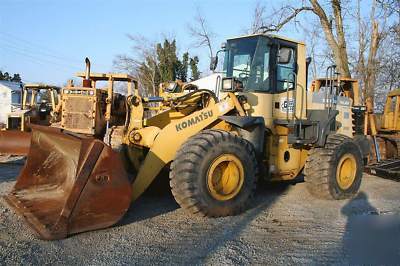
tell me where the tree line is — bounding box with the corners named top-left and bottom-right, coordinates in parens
top-left (115, 1), bottom-right (399, 108)
top-left (0, 71), bottom-right (21, 82)
top-left (248, 0), bottom-right (399, 108)
top-left (114, 37), bottom-right (200, 96)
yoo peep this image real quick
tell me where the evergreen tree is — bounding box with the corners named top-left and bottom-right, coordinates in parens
top-left (176, 52), bottom-right (189, 82)
top-left (190, 56), bottom-right (200, 80)
top-left (11, 74), bottom-right (21, 82)
top-left (156, 39), bottom-right (179, 83)
top-left (0, 71), bottom-right (21, 82)
top-left (115, 36), bottom-right (201, 96)
top-left (2, 72), bottom-right (10, 81)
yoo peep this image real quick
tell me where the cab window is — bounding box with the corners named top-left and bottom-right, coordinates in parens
top-left (224, 36), bottom-right (271, 92)
top-left (276, 47), bottom-right (296, 92)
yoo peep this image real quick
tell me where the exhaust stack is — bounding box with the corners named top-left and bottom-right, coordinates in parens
top-left (82, 57), bottom-right (91, 88)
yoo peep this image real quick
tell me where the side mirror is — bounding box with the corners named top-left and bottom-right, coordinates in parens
top-left (210, 56), bottom-right (218, 71)
top-left (278, 47), bottom-right (292, 64)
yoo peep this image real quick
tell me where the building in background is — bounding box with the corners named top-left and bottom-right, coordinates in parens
top-left (0, 80), bottom-right (23, 127)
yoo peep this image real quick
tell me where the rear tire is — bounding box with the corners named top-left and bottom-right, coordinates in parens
top-left (304, 134), bottom-right (363, 200)
top-left (170, 130), bottom-right (258, 217)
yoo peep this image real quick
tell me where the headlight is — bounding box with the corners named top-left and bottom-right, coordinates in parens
top-left (89, 90), bottom-right (94, 96)
top-left (64, 89), bottom-right (69, 94)
top-left (222, 78), bottom-right (233, 91)
top-left (221, 78), bottom-right (243, 92)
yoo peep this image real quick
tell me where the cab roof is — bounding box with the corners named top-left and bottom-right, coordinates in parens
top-left (313, 77), bottom-right (359, 82)
top-left (24, 83), bottom-right (61, 91)
top-left (387, 88), bottom-right (400, 97)
top-left (75, 72), bottom-right (137, 82)
top-left (226, 33), bottom-right (305, 46)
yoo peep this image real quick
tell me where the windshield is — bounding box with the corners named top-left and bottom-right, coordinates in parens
top-left (223, 36), bottom-right (270, 92)
top-left (11, 91), bottom-right (22, 106)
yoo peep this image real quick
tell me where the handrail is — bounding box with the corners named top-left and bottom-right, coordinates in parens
top-left (288, 72), bottom-right (298, 122)
top-left (215, 75), bottom-right (221, 99)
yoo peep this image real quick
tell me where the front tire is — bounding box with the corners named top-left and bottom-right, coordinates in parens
top-left (304, 134), bottom-right (363, 200)
top-left (170, 130), bottom-right (258, 217)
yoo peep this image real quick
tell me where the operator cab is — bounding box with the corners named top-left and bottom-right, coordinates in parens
top-left (212, 34), bottom-right (308, 132)
top-left (212, 34), bottom-right (359, 148)
top-left (221, 35), bottom-right (297, 94)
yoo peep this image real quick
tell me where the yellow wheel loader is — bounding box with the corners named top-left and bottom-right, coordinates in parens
top-left (5, 34), bottom-right (370, 240)
top-left (0, 83), bottom-right (60, 156)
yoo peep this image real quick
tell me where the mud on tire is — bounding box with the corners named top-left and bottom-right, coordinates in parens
top-left (304, 134), bottom-right (363, 200)
top-left (170, 129), bottom-right (258, 217)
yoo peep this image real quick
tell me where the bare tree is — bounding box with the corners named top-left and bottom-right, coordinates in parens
top-left (250, 1), bottom-right (352, 77)
top-left (259, 5), bottom-right (314, 33)
top-left (187, 9), bottom-right (215, 59)
top-left (355, 0), bottom-right (387, 100)
top-left (249, 1), bottom-right (267, 34)
top-left (114, 35), bottom-right (159, 96)
top-left (249, 0), bottom-right (398, 101)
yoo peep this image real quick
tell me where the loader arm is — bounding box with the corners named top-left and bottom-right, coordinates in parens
top-left (130, 95), bottom-right (238, 201)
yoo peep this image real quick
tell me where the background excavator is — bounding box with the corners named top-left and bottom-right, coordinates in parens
top-left (5, 33), bottom-right (372, 240)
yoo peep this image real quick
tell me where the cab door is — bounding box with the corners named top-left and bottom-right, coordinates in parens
top-left (269, 41), bottom-right (308, 180)
top-left (272, 43), bottom-right (297, 121)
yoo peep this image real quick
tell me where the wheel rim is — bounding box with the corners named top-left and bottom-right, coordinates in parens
top-left (336, 153), bottom-right (357, 190)
top-left (207, 154), bottom-right (244, 201)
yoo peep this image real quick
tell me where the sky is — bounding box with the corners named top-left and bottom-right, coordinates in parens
top-left (0, 0), bottom-right (377, 86)
top-left (0, 0), bottom-right (310, 85)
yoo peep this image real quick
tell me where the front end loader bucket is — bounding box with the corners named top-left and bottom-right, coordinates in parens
top-left (4, 125), bottom-right (132, 240)
top-left (0, 130), bottom-right (31, 155)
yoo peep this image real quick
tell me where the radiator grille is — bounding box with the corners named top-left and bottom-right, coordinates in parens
top-left (62, 97), bottom-right (94, 133)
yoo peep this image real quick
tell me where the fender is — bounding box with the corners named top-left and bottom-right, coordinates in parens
top-left (219, 116), bottom-right (265, 156)
top-left (130, 97), bottom-right (237, 201)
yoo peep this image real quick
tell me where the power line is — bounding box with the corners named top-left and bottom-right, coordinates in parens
top-left (1, 42), bottom-right (81, 70)
top-left (0, 31), bottom-right (111, 69)
top-left (1, 45), bottom-right (81, 72)
top-left (0, 36), bottom-right (83, 64)
top-left (0, 31), bottom-right (84, 63)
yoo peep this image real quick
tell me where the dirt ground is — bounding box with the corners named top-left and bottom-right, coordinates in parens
top-left (1, 161), bottom-right (400, 265)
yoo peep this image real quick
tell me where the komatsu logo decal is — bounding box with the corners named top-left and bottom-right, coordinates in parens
top-left (175, 110), bottom-right (213, 132)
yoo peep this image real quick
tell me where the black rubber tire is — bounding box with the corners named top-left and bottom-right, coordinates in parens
top-left (170, 129), bottom-right (258, 217)
top-left (304, 134), bottom-right (363, 200)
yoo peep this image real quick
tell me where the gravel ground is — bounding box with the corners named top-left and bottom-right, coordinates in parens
top-left (1, 161), bottom-right (400, 265)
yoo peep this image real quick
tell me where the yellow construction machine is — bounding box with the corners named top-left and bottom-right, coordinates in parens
top-left (5, 34), bottom-right (370, 240)
top-left (364, 89), bottom-right (400, 179)
top-left (0, 83), bottom-right (60, 156)
top-left (5, 83), bottom-right (60, 131)
top-left (0, 59), bottom-right (136, 156)
top-left (58, 58), bottom-right (136, 136)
